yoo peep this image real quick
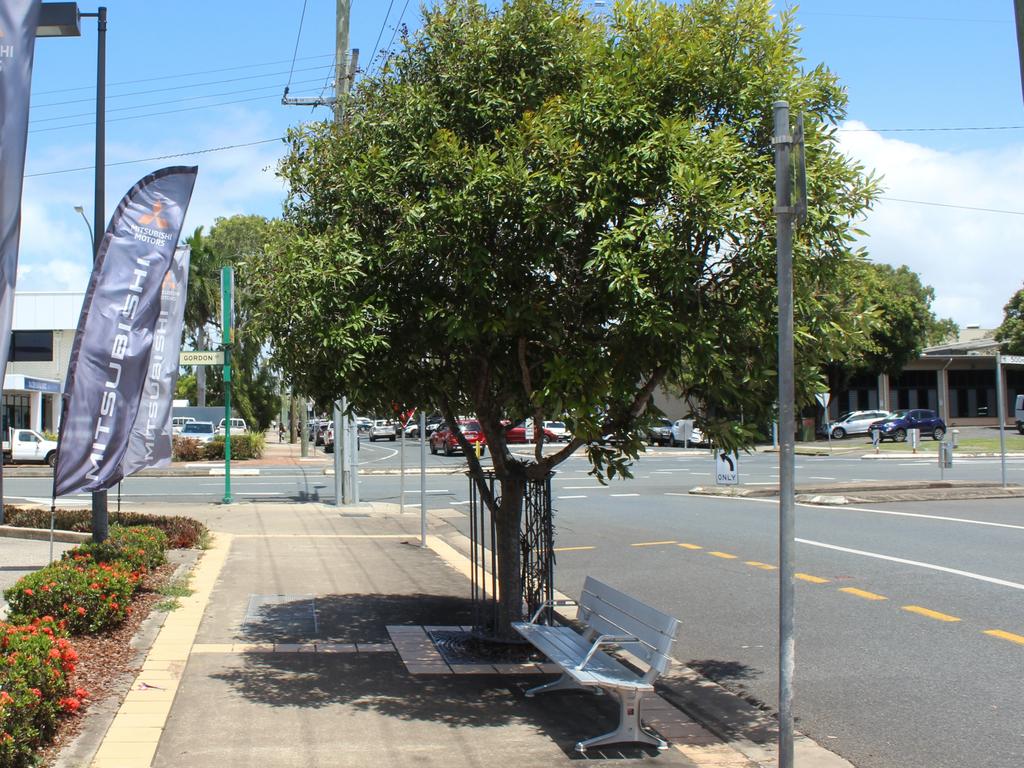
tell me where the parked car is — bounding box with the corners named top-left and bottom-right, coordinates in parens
top-left (824, 410), bottom-right (892, 439)
top-left (646, 418), bottom-right (673, 446)
top-left (868, 409), bottom-right (946, 442)
top-left (356, 418), bottom-right (372, 435)
top-left (2, 428), bottom-right (58, 467)
top-left (425, 415), bottom-right (444, 436)
top-left (217, 417), bottom-right (248, 436)
top-left (1015, 394), bottom-right (1024, 435)
top-left (430, 420), bottom-right (486, 456)
top-left (369, 420), bottom-right (397, 442)
top-left (505, 422), bottom-right (558, 444)
top-left (171, 416), bottom-right (195, 435)
top-left (543, 420), bottom-right (571, 442)
top-left (670, 419), bottom-right (707, 447)
top-left (181, 421), bottom-right (217, 444)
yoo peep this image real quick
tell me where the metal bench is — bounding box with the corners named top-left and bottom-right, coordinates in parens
top-left (512, 576), bottom-right (681, 752)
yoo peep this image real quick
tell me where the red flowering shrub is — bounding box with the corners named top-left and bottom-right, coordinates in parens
top-left (63, 524), bottom-right (167, 573)
top-left (3, 507), bottom-right (206, 549)
top-left (0, 617), bottom-right (80, 768)
top-left (3, 560), bottom-right (136, 634)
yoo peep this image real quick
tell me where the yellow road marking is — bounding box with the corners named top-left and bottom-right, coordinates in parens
top-left (983, 629), bottom-right (1024, 646)
top-left (553, 546), bottom-right (596, 552)
top-left (746, 561), bottom-right (777, 570)
top-left (708, 551), bottom-right (737, 560)
top-left (631, 540), bottom-right (677, 547)
top-left (840, 587), bottom-right (888, 601)
top-left (902, 605), bottom-right (961, 623)
top-left (678, 543), bottom-right (703, 550)
top-left (795, 573), bottom-right (830, 584)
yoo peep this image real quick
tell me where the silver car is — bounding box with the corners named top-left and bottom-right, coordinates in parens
top-left (827, 410), bottom-right (891, 439)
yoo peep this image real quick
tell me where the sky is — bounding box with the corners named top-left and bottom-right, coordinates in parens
top-left (16, 0), bottom-right (1024, 329)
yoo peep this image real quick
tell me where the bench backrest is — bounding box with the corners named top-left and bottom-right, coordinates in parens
top-left (577, 576), bottom-right (680, 682)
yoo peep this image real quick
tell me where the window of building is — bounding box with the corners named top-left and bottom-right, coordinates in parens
top-left (2, 394), bottom-right (31, 432)
top-left (9, 330), bottom-right (53, 362)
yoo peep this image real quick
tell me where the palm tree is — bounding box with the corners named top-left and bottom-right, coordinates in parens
top-left (182, 226), bottom-right (221, 407)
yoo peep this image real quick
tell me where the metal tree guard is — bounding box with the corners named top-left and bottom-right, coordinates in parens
top-left (467, 470), bottom-right (555, 634)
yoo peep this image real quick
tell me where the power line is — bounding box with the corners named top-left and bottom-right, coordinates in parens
top-left (286, 0), bottom-right (311, 92)
top-left (366, 0), bottom-right (396, 80)
top-left (799, 11), bottom-right (1007, 25)
top-left (840, 125), bottom-right (1024, 133)
top-left (32, 53), bottom-right (334, 97)
top-left (373, 0), bottom-right (411, 79)
top-left (24, 137), bottom-right (286, 178)
top-left (880, 197), bottom-right (1024, 216)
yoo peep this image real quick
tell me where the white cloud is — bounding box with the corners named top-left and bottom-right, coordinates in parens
top-left (838, 121), bottom-right (1024, 329)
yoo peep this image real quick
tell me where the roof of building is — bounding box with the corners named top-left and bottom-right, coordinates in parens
top-left (923, 326), bottom-right (998, 357)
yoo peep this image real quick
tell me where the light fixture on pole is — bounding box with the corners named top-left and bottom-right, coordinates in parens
top-left (72, 205), bottom-right (93, 246)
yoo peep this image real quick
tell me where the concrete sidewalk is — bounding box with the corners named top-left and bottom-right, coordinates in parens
top-left (63, 501), bottom-right (813, 768)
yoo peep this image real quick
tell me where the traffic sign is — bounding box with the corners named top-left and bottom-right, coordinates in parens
top-left (180, 350), bottom-right (223, 365)
top-left (1001, 355), bottom-right (1024, 365)
top-left (815, 391), bottom-right (831, 409)
top-left (716, 451), bottom-right (739, 485)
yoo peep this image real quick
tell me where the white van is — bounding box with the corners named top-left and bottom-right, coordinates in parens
top-left (217, 417), bottom-right (248, 436)
top-left (1015, 394), bottom-right (1024, 435)
top-left (171, 416), bottom-right (195, 435)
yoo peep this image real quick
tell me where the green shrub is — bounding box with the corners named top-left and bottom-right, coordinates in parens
top-left (2, 507), bottom-right (207, 549)
top-left (204, 433), bottom-right (265, 461)
top-left (41, 430), bottom-right (58, 442)
top-left (171, 435), bottom-right (203, 462)
top-left (62, 525), bottom-right (167, 573)
top-left (0, 617), bottom-right (82, 767)
top-left (3, 561), bottom-right (137, 634)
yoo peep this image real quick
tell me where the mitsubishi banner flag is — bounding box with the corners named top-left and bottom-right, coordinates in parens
top-left (119, 245), bottom-right (191, 479)
top-left (55, 167), bottom-right (198, 497)
top-left (0, 0), bottom-right (43, 372)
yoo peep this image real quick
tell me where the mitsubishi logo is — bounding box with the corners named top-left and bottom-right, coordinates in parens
top-left (139, 201), bottom-right (169, 229)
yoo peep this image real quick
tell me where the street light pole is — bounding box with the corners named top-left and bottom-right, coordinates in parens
top-left (72, 205), bottom-right (93, 245)
top-left (78, 6), bottom-right (107, 542)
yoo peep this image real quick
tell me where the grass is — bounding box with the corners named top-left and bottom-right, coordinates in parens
top-left (865, 435), bottom-right (1024, 453)
top-left (154, 575), bottom-right (194, 612)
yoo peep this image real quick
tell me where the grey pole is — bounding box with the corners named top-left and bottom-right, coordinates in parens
top-left (996, 354), bottom-right (1008, 487)
top-left (350, 412), bottom-right (359, 503)
top-left (419, 411), bottom-right (427, 547)
top-left (399, 419), bottom-right (406, 513)
top-left (773, 99), bottom-right (796, 768)
top-left (333, 400), bottom-right (344, 505)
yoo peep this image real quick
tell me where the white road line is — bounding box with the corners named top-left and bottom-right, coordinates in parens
top-left (558, 495), bottom-right (587, 499)
top-left (808, 476), bottom-right (836, 480)
top-left (23, 497), bottom-right (88, 506)
top-left (796, 537), bottom-right (1024, 591)
top-left (664, 492), bottom-right (690, 496)
top-left (451, 501), bottom-right (471, 506)
top-left (238, 492), bottom-right (282, 496)
top-left (611, 493), bottom-right (639, 497)
top-left (361, 445), bottom-right (399, 464)
top-left (425, 490), bottom-right (450, 494)
top-left (563, 485), bottom-right (608, 490)
top-left (823, 504), bottom-right (1024, 533)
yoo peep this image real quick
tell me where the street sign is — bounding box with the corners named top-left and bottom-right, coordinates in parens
top-left (180, 350), bottom-right (224, 365)
top-left (1001, 355), bottom-right (1024, 365)
top-left (716, 451), bottom-right (739, 485)
top-left (815, 391), bottom-right (831, 409)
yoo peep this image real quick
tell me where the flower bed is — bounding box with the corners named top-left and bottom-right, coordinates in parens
top-left (0, 617), bottom-right (84, 768)
top-left (2, 507), bottom-right (206, 549)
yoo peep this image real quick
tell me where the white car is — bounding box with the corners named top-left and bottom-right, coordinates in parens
top-left (543, 421), bottom-right (571, 442)
top-left (181, 421), bottom-right (216, 444)
top-left (171, 416), bottom-right (195, 435)
top-left (670, 419), bottom-right (706, 447)
top-left (825, 410), bottom-right (891, 439)
top-left (217, 417), bottom-right (248, 436)
top-left (369, 420), bottom-right (397, 441)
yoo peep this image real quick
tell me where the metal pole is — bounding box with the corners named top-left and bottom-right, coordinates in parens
top-left (221, 267), bottom-right (233, 504)
top-left (419, 411), bottom-right (427, 547)
top-left (996, 353), bottom-right (1008, 487)
top-left (333, 400), bottom-right (344, 505)
top-left (773, 100), bottom-right (796, 768)
top-left (350, 411), bottom-right (359, 503)
top-left (90, 6), bottom-right (108, 543)
top-left (399, 419), bottom-right (406, 513)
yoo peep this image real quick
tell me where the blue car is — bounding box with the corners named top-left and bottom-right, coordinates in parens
top-left (868, 409), bottom-right (946, 443)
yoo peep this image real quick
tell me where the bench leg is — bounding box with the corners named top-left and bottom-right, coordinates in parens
top-left (524, 673), bottom-right (588, 698)
top-left (575, 689), bottom-right (667, 753)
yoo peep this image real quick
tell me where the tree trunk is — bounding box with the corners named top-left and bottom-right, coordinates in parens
top-left (492, 474), bottom-right (525, 640)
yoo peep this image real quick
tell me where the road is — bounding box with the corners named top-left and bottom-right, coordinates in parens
top-left (4, 444), bottom-right (1024, 767)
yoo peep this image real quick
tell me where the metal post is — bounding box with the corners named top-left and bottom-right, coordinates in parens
top-left (221, 266), bottom-right (233, 504)
top-left (89, 6), bottom-right (108, 543)
top-left (773, 100), bottom-right (796, 768)
top-left (399, 418), bottom-right (406, 512)
top-left (419, 411), bottom-right (427, 547)
top-left (996, 353), bottom-right (1007, 487)
top-left (333, 400), bottom-right (344, 505)
top-left (350, 411), bottom-right (359, 503)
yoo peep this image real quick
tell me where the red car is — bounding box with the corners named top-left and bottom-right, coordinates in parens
top-left (429, 420), bottom-right (487, 456)
top-left (505, 422), bottom-right (558, 444)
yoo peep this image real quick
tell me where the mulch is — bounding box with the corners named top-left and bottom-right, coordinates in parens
top-left (36, 561), bottom-right (178, 766)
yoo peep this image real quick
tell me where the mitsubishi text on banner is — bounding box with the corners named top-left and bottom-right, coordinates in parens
top-left (0, 0), bottom-right (43, 370)
top-left (119, 245), bottom-right (191, 477)
top-left (55, 166), bottom-right (198, 496)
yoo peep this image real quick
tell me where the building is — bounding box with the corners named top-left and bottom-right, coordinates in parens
top-left (3, 291), bottom-right (84, 434)
top-left (831, 327), bottom-right (1023, 426)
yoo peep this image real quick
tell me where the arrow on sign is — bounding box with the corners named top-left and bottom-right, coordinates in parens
top-left (719, 452), bottom-right (734, 472)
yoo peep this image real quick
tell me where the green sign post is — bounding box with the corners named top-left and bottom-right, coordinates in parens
top-left (221, 266), bottom-right (234, 504)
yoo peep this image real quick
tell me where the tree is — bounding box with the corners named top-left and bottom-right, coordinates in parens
top-left (181, 215), bottom-right (282, 430)
top-left (248, 0), bottom-right (879, 636)
top-left (996, 284), bottom-right (1024, 355)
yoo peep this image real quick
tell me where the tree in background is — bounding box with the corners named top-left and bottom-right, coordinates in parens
top-left (248, 0), bottom-right (879, 635)
top-left (181, 215), bottom-right (281, 430)
top-left (996, 284), bottom-right (1024, 355)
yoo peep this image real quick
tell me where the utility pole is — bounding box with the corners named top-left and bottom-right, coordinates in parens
top-left (773, 100), bottom-right (796, 768)
top-left (1015, 0), bottom-right (1024, 102)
